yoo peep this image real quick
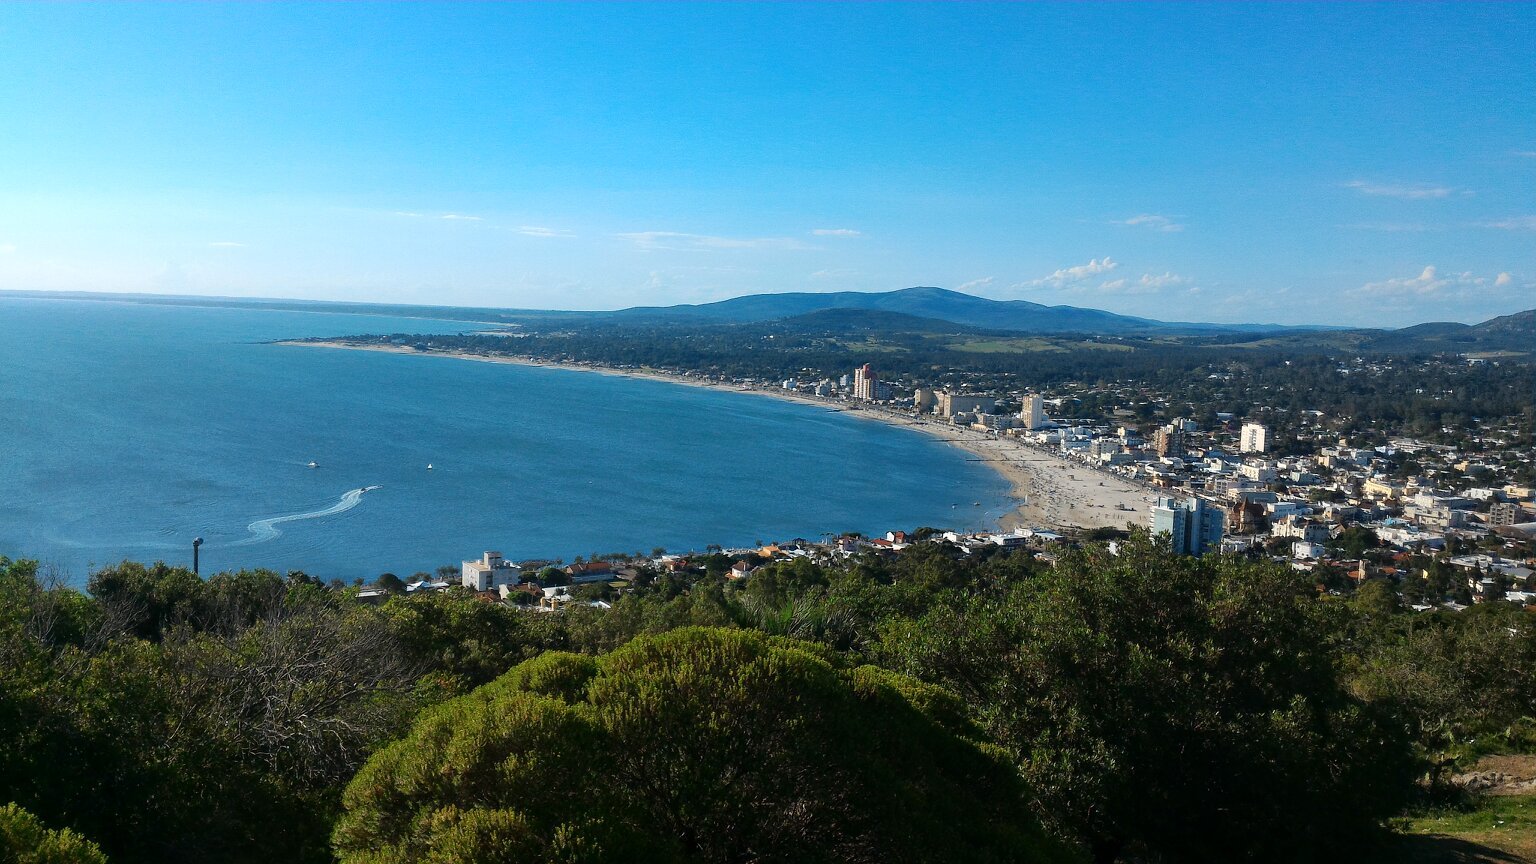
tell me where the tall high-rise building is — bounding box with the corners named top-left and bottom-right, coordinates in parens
top-left (852, 364), bottom-right (877, 401)
top-left (1240, 422), bottom-right (1269, 454)
top-left (1150, 496), bottom-right (1224, 557)
top-left (1019, 393), bottom-right (1045, 430)
top-left (1153, 425), bottom-right (1185, 457)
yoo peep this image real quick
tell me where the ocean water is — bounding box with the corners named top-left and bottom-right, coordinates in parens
top-left (0, 297), bottom-right (1013, 583)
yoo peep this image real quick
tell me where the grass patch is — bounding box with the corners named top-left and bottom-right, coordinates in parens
top-left (1386, 795), bottom-right (1536, 863)
top-left (828, 338), bottom-right (909, 353)
top-left (946, 337), bottom-right (1139, 354)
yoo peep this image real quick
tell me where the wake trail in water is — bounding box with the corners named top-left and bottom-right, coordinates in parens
top-left (230, 486), bottom-right (381, 546)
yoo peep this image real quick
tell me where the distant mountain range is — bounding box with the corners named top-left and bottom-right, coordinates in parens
top-left (606, 286), bottom-right (1318, 335)
top-left (4, 288), bottom-right (1532, 352)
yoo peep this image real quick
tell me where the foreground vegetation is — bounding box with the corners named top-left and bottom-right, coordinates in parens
top-left (2, 534), bottom-right (1532, 862)
top-left (1391, 795), bottom-right (1536, 862)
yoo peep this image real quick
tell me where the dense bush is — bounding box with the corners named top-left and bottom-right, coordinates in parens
top-left (334, 627), bottom-right (1074, 864)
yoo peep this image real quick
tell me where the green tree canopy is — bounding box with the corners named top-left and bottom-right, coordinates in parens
top-left (0, 803), bottom-right (107, 864)
top-left (878, 533), bottom-right (1416, 863)
top-left (334, 627), bottom-right (1075, 864)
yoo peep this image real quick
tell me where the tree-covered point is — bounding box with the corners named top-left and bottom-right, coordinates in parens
top-left (334, 627), bottom-right (1075, 864)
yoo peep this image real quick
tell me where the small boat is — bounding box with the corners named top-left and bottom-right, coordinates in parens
top-left (426, 463), bottom-right (434, 470)
top-left (973, 502), bottom-right (980, 506)
top-left (307, 461), bottom-right (318, 469)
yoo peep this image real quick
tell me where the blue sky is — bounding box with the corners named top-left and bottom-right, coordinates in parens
top-left (0, 3), bottom-right (1531, 327)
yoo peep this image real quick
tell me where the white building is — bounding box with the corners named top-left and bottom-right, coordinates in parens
top-left (1240, 422), bottom-right (1269, 454)
top-left (1019, 393), bottom-right (1045, 430)
top-left (1238, 460), bottom-right (1278, 483)
top-left (852, 364), bottom-right (877, 401)
top-left (461, 551), bottom-right (523, 592)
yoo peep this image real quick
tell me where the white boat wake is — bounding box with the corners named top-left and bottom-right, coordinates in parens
top-left (231, 486), bottom-right (380, 546)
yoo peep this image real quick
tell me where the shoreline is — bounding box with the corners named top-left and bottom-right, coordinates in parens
top-left (277, 340), bottom-right (1154, 533)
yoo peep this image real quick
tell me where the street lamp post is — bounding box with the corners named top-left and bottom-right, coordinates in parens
top-left (193, 537), bottom-right (203, 576)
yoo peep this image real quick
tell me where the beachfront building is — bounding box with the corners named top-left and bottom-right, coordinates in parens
top-left (936, 391), bottom-right (996, 419)
top-left (1019, 393), bottom-right (1045, 430)
top-left (1150, 495), bottom-right (1224, 557)
top-left (853, 364), bottom-right (878, 401)
top-left (462, 551), bottom-right (523, 592)
top-left (1240, 422), bottom-right (1269, 454)
top-left (914, 387), bottom-right (937, 414)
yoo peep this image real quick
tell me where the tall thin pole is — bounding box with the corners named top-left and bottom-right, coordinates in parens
top-left (193, 537), bottom-right (203, 575)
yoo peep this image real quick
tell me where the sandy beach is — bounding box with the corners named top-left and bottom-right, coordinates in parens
top-left (279, 340), bottom-right (1154, 533)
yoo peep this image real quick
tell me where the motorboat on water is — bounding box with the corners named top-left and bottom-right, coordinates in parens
top-left (426, 463), bottom-right (434, 470)
top-left (307, 461), bottom-right (318, 469)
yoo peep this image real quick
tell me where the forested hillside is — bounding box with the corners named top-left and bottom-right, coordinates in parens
top-left (3, 535), bottom-right (1532, 862)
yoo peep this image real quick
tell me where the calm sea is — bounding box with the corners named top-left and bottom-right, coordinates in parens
top-left (0, 297), bottom-right (1013, 583)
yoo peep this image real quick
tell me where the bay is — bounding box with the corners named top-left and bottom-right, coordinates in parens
top-left (0, 296), bottom-right (1013, 583)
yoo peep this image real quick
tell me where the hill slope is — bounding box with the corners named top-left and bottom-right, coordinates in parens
top-left (608, 286), bottom-right (1299, 335)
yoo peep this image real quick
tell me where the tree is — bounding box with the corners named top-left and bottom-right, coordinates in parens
top-left (334, 627), bottom-right (1074, 864)
top-left (1330, 525), bottom-right (1380, 560)
top-left (0, 803), bottom-right (106, 864)
top-left (878, 533), bottom-right (1415, 863)
top-left (0, 558), bottom-right (425, 864)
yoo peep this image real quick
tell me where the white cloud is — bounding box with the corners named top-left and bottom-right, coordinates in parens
top-left (0, 243), bottom-right (15, 255)
top-left (1021, 257), bottom-right (1118, 289)
top-left (1136, 272), bottom-right (1189, 289)
top-left (617, 231), bottom-right (809, 251)
top-left (956, 276), bottom-right (994, 292)
top-left (1343, 180), bottom-right (1460, 200)
top-left (811, 228), bottom-right (861, 237)
top-left (440, 214), bottom-right (483, 221)
top-left (1478, 216), bottom-right (1536, 231)
top-left (810, 268), bottom-right (859, 280)
top-left (207, 241), bottom-right (245, 248)
top-left (1114, 214), bottom-right (1185, 232)
top-left (518, 226), bottom-right (573, 238)
top-left (1353, 265), bottom-right (1510, 298)
top-left (1083, 271), bottom-right (1189, 295)
top-left (1344, 222), bottom-right (1432, 232)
